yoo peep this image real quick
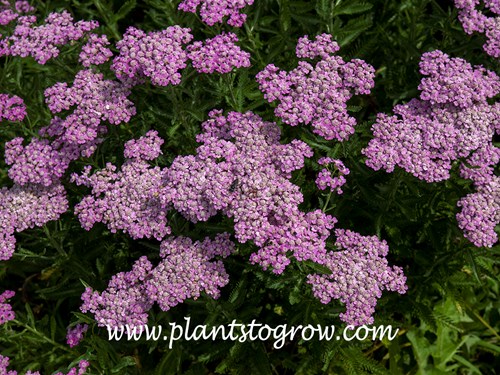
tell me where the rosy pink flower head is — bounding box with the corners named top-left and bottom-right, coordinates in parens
top-left (187, 32), bottom-right (251, 74)
top-left (256, 34), bottom-right (375, 141)
top-left (79, 34), bottom-right (113, 67)
top-left (178, 0), bottom-right (254, 27)
top-left (66, 323), bottom-right (89, 347)
top-left (0, 290), bottom-right (15, 324)
top-left (0, 94), bottom-right (26, 121)
top-left (112, 26), bottom-right (193, 86)
top-left (0, 1), bottom-right (33, 26)
top-left (315, 157), bottom-right (350, 194)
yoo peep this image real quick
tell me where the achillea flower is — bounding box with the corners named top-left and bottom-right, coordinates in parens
top-left (0, 355), bottom-right (89, 375)
top-left (72, 131), bottom-right (169, 241)
top-left (44, 69), bottom-right (136, 147)
top-left (0, 183), bottom-right (68, 260)
top-left (66, 323), bottom-right (88, 347)
top-left (315, 157), bottom-right (350, 194)
top-left (455, 0), bottom-right (500, 57)
top-left (256, 34), bottom-right (375, 141)
top-left (0, 0), bottom-right (33, 26)
top-left (187, 32), bottom-right (251, 74)
top-left (307, 229), bottom-right (407, 326)
top-left (79, 34), bottom-right (113, 67)
top-left (0, 355), bottom-right (17, 375)
top-left (0, 93), bottom-right (26, 122)
top-left (81, 234), bottom-right (234, 328)
top-left (0, 290), bottom-right (15, 324)
top-left (2, 10), bottom-right (98, 63)
top-left (178, 0), bottom-right (254, 27)
top-left (111, 26), bottom-right (192, 86)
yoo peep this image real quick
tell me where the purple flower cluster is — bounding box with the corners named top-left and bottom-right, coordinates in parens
top-left (111, 26), bottom-right (192, 86)
top-left (79, 34), bottom-right (113, 67)
top-left (0, 290), bottom-right (15, 324)
top-left (1, 183), bottom-right (68, 260)
top-left (0, 355), bottom-right (90, 375)
top-left (0, 93), bottom-right (26, 122)
top-left (178, 0), bottom-right (254, 27)
top-left (1, 10), bottom-right (98, 64)
top-left (256, 34), bottom-right (375, 141)
top-left (187, 32), bottom-right (251, 74)
top-left (455, 0), bottom-right (500, 57)
top-left (363, 50), bottom-right (500, 247)
top-left (5, 137), bottom-right (69, 186)
top-left (72, 131), bottom-right (169, 241)
top-left (66, 323), bottom-right (88, 348)
top-left (307, 229), bottom-right (407, 326)
top-left (0, 1), bottom-right (33, 26)
top-left (44, 69), bottom-right (136, 146)
top-left (81, 234), bottom-right (234, 328)
top-left (315, 157), bottom-right (350, 194)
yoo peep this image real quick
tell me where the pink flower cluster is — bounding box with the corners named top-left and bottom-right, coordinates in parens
top-left (44, 69), bottom-right (136, 146)
top-left (315, 157), bottom-right (350, 194)
top-left (79, 34), bottom-right (113, 67)
top-left (307, 229), bottom-right (407, 326)
top-left (0, 10), bottom-right (98, 64)
top-left (0, 355), bottom-right (89, 375)
top-left (0, 290), bottom-right (15, 324)
top-left (66, 323), bottom-right (88, 348)
top-left (81, 234), bottom-right (234, 328)
top-left (0, 1), bottom-right (33, 26)
top-left (187, 32), bottom-right (251, 74)
top-left (111, 26), bottom-right (193, 86)
top-left (0, 93), bottom-right (26, 122)
top-left (455, 0), bottom-right (500, 57)
top-left (178, 0), bottom-right (254, 27)
top-left (256, 34), bottom-right (375, 141)
top-left (1, 183), bottom-right (68, 261)
top-left (72, 131), bottom-right (169, 241)
top-left (363, 50), bottom-right (500, 247)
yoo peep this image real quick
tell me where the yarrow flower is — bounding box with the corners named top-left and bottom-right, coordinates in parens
top-left (72, 131), bottom-right (169, 241)
top-left (187, 32), bottom-right (251, 74)
top-left (44, 69), bottom-right (136, 147)
top-left (79, 34), bottom-right (113, 67)
top-left (178, 0), bottom-right (254, 27)
top-left (0, 93), bottom-right (26, 122)
top-left (0, 0), bottom-right (33, 26)
top-left (1, 182), bottom-right (68, 261)
top-left (66, 323), bottom-right (89, 347)
top-left (112, 26), bottom-right (193, 86)
top-left (454, 0), bottom-right (500, 57)
top-left (307, 229), bottom-right (407, 326)
top-left (315, 157), bottom-right (350, 194)
top-left (0, 355), bottom-right (89, 375)
top-left (0, 290), bottom-right (15, 324)
top-left (363, 50), bottom-right (500, 247)
top-left (256, 34), bottom-right (375, 141)
top-left (81, 234), bottom-right (234, 328)
top-left (1, 10), bottom-right (98, 64)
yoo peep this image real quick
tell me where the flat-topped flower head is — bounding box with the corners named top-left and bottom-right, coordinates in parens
top-left (178, 0), bottom-right (254, 27)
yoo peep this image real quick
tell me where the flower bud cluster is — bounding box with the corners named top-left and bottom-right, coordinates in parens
top-left (0, 93), bottom-right (26, 121)
top-left (79, 34), bottom-right (113, 67)
top-left (315, 157), bottom-right (350, 194)
top-left (1, 10), bottom-right (98, 64)
top-left (0, 290), bottom-right (15, 324)
top-left (256, 34), bottom-right (375, 141)
top-left (307, 229), bottom-right (407, 326)
top-left (454, 0), bottom-right (500, 57)
top-left (81, 234), bottom-right (234, 328)
top-left (72, 131), bottom-right (169, 241)
top-left (178, 0), bottom-right (254, 27)
top-left (187, 32), bottom-right (251, 74)
top-left (111, 26), bottom-right (193, 86)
